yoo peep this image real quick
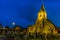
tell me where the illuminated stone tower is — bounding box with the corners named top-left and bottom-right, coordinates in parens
top-left (35, 4), bottom-right (47, 34)
top-left (37, 4), bottom-right (47, 21)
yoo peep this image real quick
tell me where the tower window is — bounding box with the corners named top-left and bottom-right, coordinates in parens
top-left (40, 15), bottom-right (42, 17)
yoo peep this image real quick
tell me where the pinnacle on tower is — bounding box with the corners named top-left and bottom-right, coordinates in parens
top-left (41, 4), bottom-right (45, 11)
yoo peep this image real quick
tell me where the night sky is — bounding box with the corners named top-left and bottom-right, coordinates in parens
top-left (0, 0), bottom-right (60, 28)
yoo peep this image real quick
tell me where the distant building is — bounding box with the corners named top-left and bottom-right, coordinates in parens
top-left (0, 24), bottom-right (3, 35)
top-left (14, 26), bottom-right (20, 31)
top-left (0, 24), bottom-right (3, 29)
top-left (4, 25), bottom-right (10, 31)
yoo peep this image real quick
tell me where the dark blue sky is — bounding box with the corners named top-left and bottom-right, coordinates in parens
top-left (0, 0), bottom-right (60, 28)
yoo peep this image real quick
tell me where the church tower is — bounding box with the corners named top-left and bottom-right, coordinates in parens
top-left (37, 4), bottom-right (47, 21)
top-left (35, 4), bottom-right (47, 33)
top-left (36, 4), bottom-right (47, 26)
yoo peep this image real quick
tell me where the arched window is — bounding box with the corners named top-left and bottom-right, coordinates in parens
top-left (40, 15), bottom-right (42, 17)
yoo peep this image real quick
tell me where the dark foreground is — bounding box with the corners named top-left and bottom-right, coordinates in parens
top-left (0, 35), bottom-right (60, 40)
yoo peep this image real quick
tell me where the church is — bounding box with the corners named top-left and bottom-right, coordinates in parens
top-left (27, 4), bottom-right (59, 36)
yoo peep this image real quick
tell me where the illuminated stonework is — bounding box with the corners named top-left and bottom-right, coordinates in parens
top-left (27, 4), bottom-right (56, 35)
